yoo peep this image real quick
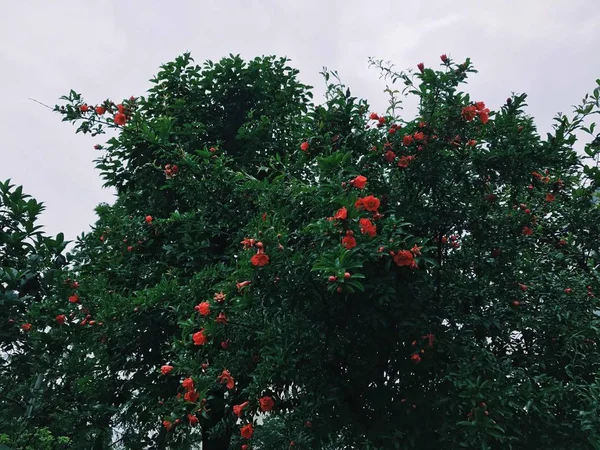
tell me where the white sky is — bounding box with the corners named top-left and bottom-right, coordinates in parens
top-left (1, 0), bottom-right (599, 240)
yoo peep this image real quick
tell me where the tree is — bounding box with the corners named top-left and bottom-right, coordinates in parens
top-left (0, 180), bottom-right (71, 450)
top-left (12, 53), bottom-right (600, 449)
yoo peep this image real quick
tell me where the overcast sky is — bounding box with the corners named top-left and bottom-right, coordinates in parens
top-left (1, 0), bottom-right (599, 241)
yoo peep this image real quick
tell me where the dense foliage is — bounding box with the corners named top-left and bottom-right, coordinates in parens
top-left (3, 53), bottom-right (600, 449)
top-left (0, 181), bottom-right (70, 449)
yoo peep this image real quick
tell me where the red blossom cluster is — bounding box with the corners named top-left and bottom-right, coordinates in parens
top-left (164, 164), bottom-right (179, 178)
top-left (461, 101), bottom-right (490, 124)
top-left (359, 218), bottom-right (376, 237)
top-left (79, 98), bottom-right (135, 127)
top-left (242, 237), bottom-right (271, 267)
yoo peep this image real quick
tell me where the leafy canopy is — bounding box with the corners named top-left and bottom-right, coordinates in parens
top-left (3, 53), bottom-right (600, 450)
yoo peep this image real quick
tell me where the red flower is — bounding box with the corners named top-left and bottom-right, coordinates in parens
top-left (300, 141), bottom-right (309, 152)
top-left (334, 207), bottom-right (348, 220)
top-left (350, 175), bottom-right (367, 189)
top-left (402, 135), bottom-right (414, 146)
top-left (518, 283), bottom-right (528, 291)
top-left (218, 369), bottom-right (235, 389)
top-left (68, 294), bottom-right (79, 304)
top-left (241, 238), bottom-right (256, 249)
top-left (145, 215), bottom-right (153, 224)
top-left (397, 156), bottom-right (411, 168)
top-left (240, 423), bottom-right (254, 440)
top-left (522, 226), bottom-right (533, 236)
top-left (384, 150), bottom-right (396, 162)
top-left (80, 104), bottom-right (89, 112)
top-left (359, 218), bottom-right (377, 237)
top-left (341, 234), bottom-right (357, 250)
top-left (215, 312), bottom-right (228, 324)
top-left (393, 250), bottom-right (414, 267)
top-left (214, 291), bottom-right (226, 302)
top-left (55, 314), bottom-right (66, 325)
top-left (369, 112), bottom-right (379, 120)
top-left (410, 353), bottom-right (421, 364)
top-left (188, 414), bottom-right (199, 426)
top-left (413, 131), bottom-right (425, 141)
top-left (95, 106), bottom-right (105, 115)
top-left (182, 377), bottom-right (194, 391)
top-left (417, 62), bottom-right (424, 73)
top-left (440, 54), bottom-right (448, 63)
top-left (161, 365), bottom-right (174, 375)
top-left (410, 244), bottom-right (422, 256)
top-left (163, 420), bottom-right (174, 431)
top-left (21, 323), bottom-right (32, 332)
top-left (423, 333), bottom-right (435, 348)
top-left (233, 401), bottom-right (250, 417)
top-left (184, 390), bottom-right (199, 403)
top-left (259, 396), bottom-right (275, 412)
top-left (478, 110), bottom-right (490, 124)
top-left (236, 281), bottom-right (251, 291)
top-left (378, 116), bottom-right (386, 125)
top-left (221, 339), bottom-right (230, 349)
top-left (461, 105), bottom-right (477, 121)
top-left (195, 301), bottom-right (211, 316)
top-left (564, 288), bottom-right (573, 294)
top-left (473, 102), bottom-right (490, 123)
top-left (467, 139), bottom-right (477, 147)
top-left (355, 195), bottom-right (380, 212)
top-left (251, 253), bottom-right (270, 266)
top-left (192, 329), bottom-right (207, 345)
top-left (113, 112), bottom-right (127, 126)
top-left (545, 193), bottom-right (556, 202)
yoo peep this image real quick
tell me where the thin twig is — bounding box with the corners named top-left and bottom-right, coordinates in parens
top-left (28, 98), bottom-right (54, 110)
